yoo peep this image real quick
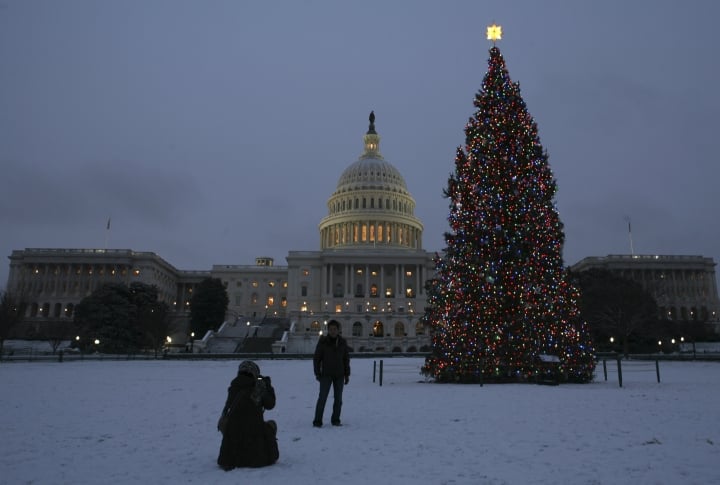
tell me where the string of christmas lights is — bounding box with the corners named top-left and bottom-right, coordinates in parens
top-left (422, 46), bottom-right (595, 384)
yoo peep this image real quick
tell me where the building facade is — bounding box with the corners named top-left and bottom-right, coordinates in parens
top-left (570, 255), bottom-right (720, 323)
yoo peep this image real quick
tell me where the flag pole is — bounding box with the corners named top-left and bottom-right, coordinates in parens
top-left (105, 217), bottom-right (111, 250)
top-left (625, 216), bottom-right (634, 256)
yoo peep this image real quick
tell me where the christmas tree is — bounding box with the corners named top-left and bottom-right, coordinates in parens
top-left (422, 29), bottom-right (595, 384)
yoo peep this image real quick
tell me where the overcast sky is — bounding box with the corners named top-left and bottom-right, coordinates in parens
top-left (2, 0), bottom-right (719, 289)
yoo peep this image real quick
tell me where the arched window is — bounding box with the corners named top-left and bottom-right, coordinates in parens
top-left (370, 284), bottom-right (378, 297)
top-left (373, 321), bottom-right (384, 337)
top-left (352, 322), bottom-right (363, 337)
top-left (53, 303), bottom-right (62, 318)
top-left (415, 321), bottom-right (425, 336)
top-left (394, 322), bottom-right (405, 337)
top-left (311, 320), bottom-right (321, 331)
top-left (251, 293), bottom-right (258, 304)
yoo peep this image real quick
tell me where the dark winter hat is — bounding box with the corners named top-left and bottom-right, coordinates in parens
top-left (327, 320), bottom-right (340, 329)
top-left (238, 360), bottom-right (260, 379)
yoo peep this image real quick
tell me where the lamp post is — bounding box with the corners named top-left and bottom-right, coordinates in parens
top-left (190, 331), bottom-right (195, 353)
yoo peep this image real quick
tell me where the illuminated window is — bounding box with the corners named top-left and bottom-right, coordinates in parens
top-left (311, 321), bottom-right (321, 331)
top-left (302, 269), bottom-right (310, 276)
top-left (133, 269), bottom-right (140, 276)
top-left (335, 304), bottom-right (342, 313)
top-left (251, 293), bottom-right (258, 304)
top-left (282, 281), bottom-right (288, 288)
top-left (252, 281), bottom-right (259, 288)
top-left (267, 295), bottom-right (274, 306)
top-left (268, 281), bottom-right (275, 288)
top-left (281, 297), bottom-right (287, 308)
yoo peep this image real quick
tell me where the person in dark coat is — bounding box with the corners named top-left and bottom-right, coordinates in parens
top-left (313, 319), bottom-right (351, 427)
top-left (217, 360), bottom-right (279, 470)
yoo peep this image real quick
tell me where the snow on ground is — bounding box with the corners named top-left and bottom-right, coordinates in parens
top-left (0, 357), bottom-right (718, 485)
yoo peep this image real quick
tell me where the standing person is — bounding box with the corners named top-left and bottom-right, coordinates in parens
top-left (313, 319), bottom-right (350, 427)
top-left (217, 360), bottom-right (279, 470)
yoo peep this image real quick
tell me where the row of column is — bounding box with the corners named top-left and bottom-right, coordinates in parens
top-left (621, 268), bottom-right (716, 301)
top-left (321, 222), bottom-right (421, 249)
top-left (322, 263), bottom-right (425, 301)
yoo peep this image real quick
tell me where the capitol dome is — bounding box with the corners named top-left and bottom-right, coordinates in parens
top-left (319, 112), bottom-right (424, 251)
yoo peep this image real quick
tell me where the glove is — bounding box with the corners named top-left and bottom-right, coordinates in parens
top-left (344, 375), bottom-right (350, 385)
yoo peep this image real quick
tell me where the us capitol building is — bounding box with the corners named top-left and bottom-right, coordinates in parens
top-left (6, 113), bottom-right (437, 353)
top-left (5, 114), bottom-right (720, 352)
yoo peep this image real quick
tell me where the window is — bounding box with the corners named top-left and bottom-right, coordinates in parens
top-left (352, 322), bottom-right (363, 337)
top-left (266, 295), bottom-right (274, 306)
top-left (281, 297), bottom-right (287, 308)
top-left (252, 281), bottom-right (259, 288)
top-left (394, 322), bottom-right (405, 337)
top-left (301, 286), bottom-right (308, 297)
top-left (268, 281), bottom-right (275, 288)
top-left (373, 321), bottom-right (384, 337)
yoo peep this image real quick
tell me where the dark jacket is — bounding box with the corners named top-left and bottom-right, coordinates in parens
top-left (313, 335), bottom-right (351, 378)
top-left (217, 373), bottom-right (279, 468)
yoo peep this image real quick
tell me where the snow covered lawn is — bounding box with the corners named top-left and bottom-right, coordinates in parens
top-left (1, 357), bottom-right (718, 484)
